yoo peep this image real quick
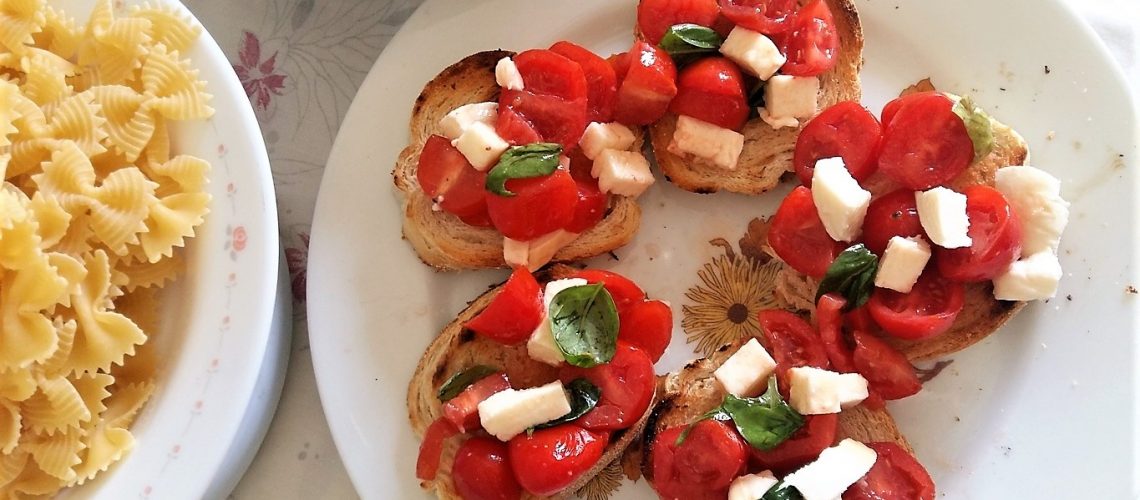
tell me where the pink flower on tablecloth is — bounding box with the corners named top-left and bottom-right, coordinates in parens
top-left (232, 226), bottom-right (248, 252)
top-left (232, 31), bottom-right (286, 110)
top-left (285, 232), bottom-right (310, 302)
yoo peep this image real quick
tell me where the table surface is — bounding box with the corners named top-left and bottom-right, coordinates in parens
top-left (173, 0), bottom-right (1140, 498)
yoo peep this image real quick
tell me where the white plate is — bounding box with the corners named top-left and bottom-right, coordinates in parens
top-left (309, 0), bottom-right (1139, 498)
top-left (48, 1), bottom-right (281, 498)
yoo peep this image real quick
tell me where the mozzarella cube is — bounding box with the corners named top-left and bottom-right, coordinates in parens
top-left (477, 381), bottom-right (572, 441)
top-left (784, 439), bottom-right (878, 500)
top-left (579, 122), bottom-right (637, 160)
top-left (916, 187), bottom-right (972, 248)
top-left (763, 75), bottom-right (819, 122)
top-left (526, 230), bottom-right (579, 271)
top-left (543, 278), bottom-right (589, 309)
top-left (719, 26), bottom-right (786, 80)
top-left (713, 338), bottom-right (778, 397)
top-left (503, 237), bottom-right (530, 268)
top-left (729, 471), bottom-right (779, 500)
top-left (527, 316), bottom-right (565, 366)
top-left (993, 251), bottom-right (1063, 301)
top-left (667, 115), bottom-right (745, 170)
top-left (451, 121), bottom-right (509, 171)
top-left (788, 366), bottom-right (869, 415)
top-left (995, 166), bottom-right (1070, 255)
top-left (758, 108), bottom-right (800, 129)
top-left (811, 157), bottom-right (872, 242)
top-left (592, 149), bottom-right (655, 198)
top-left (875, 236), bottom-right (932, 293)
top-left (495, 57), bottom-right (525, 90)
top-left (438, 102), bottom-right (498, 139)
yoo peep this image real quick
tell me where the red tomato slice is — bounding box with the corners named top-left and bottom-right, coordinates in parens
top-left (485, 165), bottom-right (579, 240)
top-left (498, 89), bottom-right (589, 150)
top-left (935, 185), bottom-right (1022, 282)
top-left (513, 49), bottom-right (588, 102)
top-left (651, 421), bottom-right (748, 500)
top-left (852, 331), bottom-right (921, 400)
top-left (550, 41), bottom-right (618, 123)
top-left (496, 105), bottom-right (544, 146)
top-left (867, 271), bottom-right (965, 340)
top-left (618, 299), bottom-right (673, 363)
top-left (719, 0), bottom-right (798, 35)
top-left (670, 57), bottom-right (750, 131)
top-left (441, 373), bottom-right (511, 433)
top-left (862, 189), bottom-right (926, 256)
top-left (573, 269), bottom-right (648, 311)
top-left (508, 424), bottom-right (608, 496)
top-left (794, 101), bottom-right (882, 186)
top-left (816, 294), bottom-right (856, 373)
top-left (558, 342), bottom-right (656, 431)
top-left (608, 51), bottom-right (631, 86)
top-left (877, 92), bottom-right (973, 190)
top-left (749, 413), bottom-right (838, 471)
top-left (637, 0), bottom-right (723, 44)
top-left (565, 177), bottom-right (608, 233)
top-left (453, 437), bottom-right (523, 500)
top-left (613, 41), bottom-right (678, 126)
top-left (880, 91), bottom-right (941, 127)
top-left (758, 309), bottom-right (830, 394)
top-left (777, 0), bottom-right (839, 77)
top-left (415, 418), bottom-right (458, 481)
top-left (844, 442), bottom-right (936, 500)
top-left (465, 267), bottom-right (545, 344)
top-left (768, 186), bottom-right (843, 278)
top-left (417, 135), bottom-right (491, 222)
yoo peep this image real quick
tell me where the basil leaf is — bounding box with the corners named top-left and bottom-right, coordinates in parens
top-left (762, 481), bottom-right (805, 500)
top-left (437, 365), bottom-right (499, 402)
top-left (720, 377), bottom-right (804, 451)
top-left (659, 23), bottom-right (723, 61)
top-left (550, 283), bottom-right (620, 368)
top-left (485, 143), bottom-right (563, 197)
top-left (951, 96), bottom-right (995, 161)
top-left (533, 378), bottom-right (601, 430)
top-left (748, 79), bottom-right (767, 110)
top-left (815, 244), bottom-right (879, 310)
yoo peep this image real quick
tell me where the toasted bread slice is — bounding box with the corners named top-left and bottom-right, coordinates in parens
top-left (393, 51), bottom-right (643, 271)
top-left (646, 0), bottom-right (864, 195)
top-left (408, 264), bottom-right (655, 500)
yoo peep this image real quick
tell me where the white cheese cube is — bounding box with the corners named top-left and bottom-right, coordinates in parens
top-left (503, 237), bottom-right (530, 268)
top-left (495, 57), bottom-right (525, 91)
top-left (993, 251), bottom-right (1063, 301)
top-left (758, 108), bottom-right (800, 129)
top-left (438, 102), bottom-right (498, 140)
top-left (667, 115), bottom-right (745, 170)
top-left (811, 157), bottom-right (871, 242)
top-left (763, 75), bottom-right (819, 121)
top-left (784, 439), bottom-right (878, 500)
top-left (729, 471), bottom-right (779, 500)
top-left (916, 187), bottom-right (972, 249)
top-left (719, 26), bottom-right (786, 80)
top-left (579, 122), bottom-right (637, 160)
top-left (525, 230), bottom-right (579, 271)
top-left (788, 366), bottom-right (869, 415)
top-left (874, 236), bottom-right (932, 293)
top-left (592, 149), bottom-right (655, 198)
top-left (451, 121), bottom-right (509, 171)
top-left (995, 166), bottom-right (1070, 255)
top-left (526, 316), bottom-right (564, 366)
top-left (543, 278), bottom-right (589, 309)
top-left (477, 381), bottom-right (572, 441)
top-left (713, 338), bottom-right (778, 397)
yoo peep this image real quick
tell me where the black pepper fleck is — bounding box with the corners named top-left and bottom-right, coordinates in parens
top-left (1044, 65), bottom-right (1051, 74)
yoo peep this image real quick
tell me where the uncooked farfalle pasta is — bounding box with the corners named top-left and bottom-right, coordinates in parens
top-left (0, 0), bottom-right (213, 495)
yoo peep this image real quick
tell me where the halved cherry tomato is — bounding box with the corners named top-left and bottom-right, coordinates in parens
top-left (718, 0), bottom-right (798, 35)
top-left (496, 105), bottom-right (544, 146)
top-left (935, 185), bottom-right (1022, 282)
top-left (465, 267), bottom-right (545, 344)
top-left (513, 49), bottom-right (588, 102)
top-left (417, 135), bottom-right (491, 222)
top-left (852, 331), bottom-right (921, 400)
top-left (441, 373), bottom-right (511, 432)
top-left (618, 300), bottom-right (673, 363)
top-left (862, 189), bottom-right (925, 256)
top-left (613, 41), bottom-right (678, 126)
top-left (573, 269), bottom-right (647, 311)
top-left (651, 420), bottom-right (748, 500)
top-left (415, 418), bottom-right (458, 481)
top-left (637, 0), bottom-right (723, 44)
top-left (758, 309), bottom-right (829, 394)
top-left (880, 91), bottom-right (941, 128)
top-left (550, 41), bottom-right (618, 123)
top-left (794, 101), bottom-right (882, 186)
top-left (558, 342), bottom-right (656, 431)
top-left (565, 177), bottom-right (608, 233)
top-left (877, 92), bottom-right (973, 190)
top-left (498, 89), bottom-right (589, 150)
top-left (777, 0), bottom-right (839, 77)
top-left (608, 51), bottom-right (631, 86)
top-left (768, 186), bottom-right (843, 278)
top-left (670, 57), bottom-right (750, 131)
top-left (453, 437), bottom-right (523, 500)
top-left (816, 294), bottom-right (856, 373)
top-left (749, 413), bottom-right (838, 472)
top-left (843, 442), bottom-right (936, 500)
top-left (508, 424), bottom-right (608, 496)
top-left (867, 271), bottom-right (965, 340)
top-left (485, 165), bottom-right (579, 240)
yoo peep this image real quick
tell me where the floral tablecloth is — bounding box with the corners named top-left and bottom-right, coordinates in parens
top-left (177, 0), bottom-right (1138, 498)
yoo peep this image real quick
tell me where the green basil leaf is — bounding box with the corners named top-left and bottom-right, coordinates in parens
top-left (951, 96), bottom-right (995, 161)
top-left (762, 481), bottom-right (805, 500)
top-left (550, 283), bottom-right (620, 368)
top-left (485, 143), bottom-right (563, 197)
top-left (437, 365), bottom-right (499, 402)
top-left (815, 243), bottom-right (879, 310)
top-left (533, 378), bottom-right (601, 430)
top-left (748, 79), bottom-right (767, 110)
top-left (659, 23), bottom-right (723, 61)
top-left (720, 377), bottom-right (805, 451)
